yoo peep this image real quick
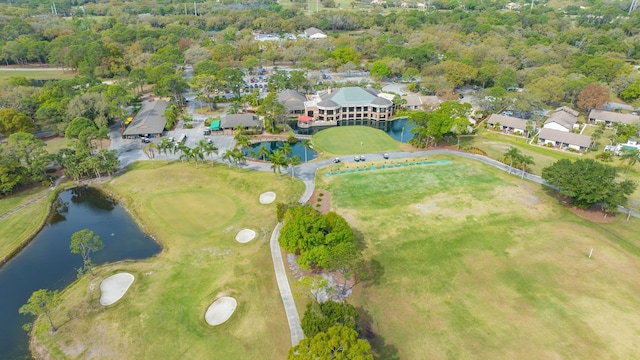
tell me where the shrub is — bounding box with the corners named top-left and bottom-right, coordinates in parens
top-left (276, 202), bottom-right (290, 222)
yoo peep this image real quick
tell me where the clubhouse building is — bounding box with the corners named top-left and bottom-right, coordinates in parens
top-left (285, 87), bottom-right (396, 133)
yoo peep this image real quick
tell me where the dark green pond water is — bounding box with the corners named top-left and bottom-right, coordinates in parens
top-left (0, 186), bottom-right (161, 359)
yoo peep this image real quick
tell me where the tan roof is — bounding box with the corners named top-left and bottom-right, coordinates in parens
top-left (487, 114), bottom-right (531, 130)
top-left (539, 128), bottom-right (591, 148)
top-left (588, 109), bottom-right (640, 125)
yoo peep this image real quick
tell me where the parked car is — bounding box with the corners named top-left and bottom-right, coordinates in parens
top-left (141, 137), bottom-right (150, 143)
top-left (383, 153), bottom-right (389, 159)
top-left (203, 129), bottom-right (211, 135)
top-left (333, 157), bottom-right (341, 163)
top-left (354, 155), bottom-right (360, 162)
top-left (360, 155), bottom-right (366, 161)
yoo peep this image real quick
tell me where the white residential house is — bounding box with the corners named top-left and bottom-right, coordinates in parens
top-left (304, 27), bottom-right (327, 39)
top-left (538, 128), bottom-right (591, 152)
top-left (542, 106), bottom-right (579, 132)
top-left (487, 114), bottom-right (534, 135)
top-left (588, 109), bottom-right (640, 127)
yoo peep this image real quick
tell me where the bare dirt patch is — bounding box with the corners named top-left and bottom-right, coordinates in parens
top-left (555, 195), bottom-right (615, 223)
top-left (307, 190), bottom-right (331, 214)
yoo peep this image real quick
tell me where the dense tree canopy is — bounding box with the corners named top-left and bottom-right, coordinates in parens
top-left (542, 159), bottom-right (636, 213)
top-left (301, 300), bottom-right (360, 338)
top-left (288, 325), bottom-right (373, 360)
top-left (279, 205), bottom-right (356, 269)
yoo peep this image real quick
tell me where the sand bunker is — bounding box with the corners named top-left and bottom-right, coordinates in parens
top-left (100, 273), bottom-right (135, 306)
top-left (235, 229), bottom-right (256, 243)
top-left (259, 191), bottom-right (276, 204)
top-left (205, 296), bottom-right (238, 326)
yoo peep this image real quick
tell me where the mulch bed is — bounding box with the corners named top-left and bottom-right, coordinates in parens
top-left (556, 195), bottom-right (615, 223)
top-left (307, 190), bottom-right (331, 214)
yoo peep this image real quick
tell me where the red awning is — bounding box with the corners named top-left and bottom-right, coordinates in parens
top-left (297, 115), bottom-right (313, 122)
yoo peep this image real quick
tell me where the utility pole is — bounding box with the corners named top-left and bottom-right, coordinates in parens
top-left (184, 3), bottom-right (187, 15)
top-left (194, 1), bottom-right (198, 16)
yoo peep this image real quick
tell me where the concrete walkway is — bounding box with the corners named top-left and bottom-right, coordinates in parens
top-left (269, 222), bottom-right (304, 345)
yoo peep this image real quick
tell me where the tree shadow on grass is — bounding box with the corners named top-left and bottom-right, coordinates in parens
top-left (357, 306), bottom-right (400, 360)
top-left (353, 228), bottom-right (367, 252)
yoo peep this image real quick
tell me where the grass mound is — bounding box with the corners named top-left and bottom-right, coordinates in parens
top-left (318, 155), bottom-right (640, 359)
top-left (312, 126), bottom-right (402, 156)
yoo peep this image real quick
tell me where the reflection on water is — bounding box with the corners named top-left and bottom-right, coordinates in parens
top-left (0, 186), bottom-right (160, 359)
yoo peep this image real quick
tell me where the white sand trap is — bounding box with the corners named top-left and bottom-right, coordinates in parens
top-left (205, 296), bottom-right (238, 326)
top-left (259, 191), bottom-right (276, 204)
top-left (100, 273), bottom-right (135, 306)
top-left (235, 229), bottom-right (256, 243)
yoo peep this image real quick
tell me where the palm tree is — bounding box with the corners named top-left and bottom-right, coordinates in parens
top-left (235, 134), bottom-right (252, 153)
top-left (201, 141), bottom-right (219, 167)
top-left (176, 143), bottom-right (189, 163)
top-left (143, 143), bottom-right (157, 167)
top-left (301, 139), bottom-right (311, 162)
top-left (222, 149), bottom-right (234, 168)
top-left (269, 149), bottom-right (287, 174)
top-left (158, 138), bottom-right (173, 163)
top-left (288, 155), bottom-right (301, 179)
top-left (257, 144), bottom-right (270, 161)
top-left (281, 142), bottom-right (292, 157)
top-left (518, 154), bottom-right (535, 179)
top-left (191, 145), bottom-right (204, 168)
top-left (503, 147), bottom-right (521, 174)
top-left (179, 146), bottom-right (193, 164)
top-left (231, 148), bottom-right (245, 167)
top-left (621, 149), bottom-right (640, 174)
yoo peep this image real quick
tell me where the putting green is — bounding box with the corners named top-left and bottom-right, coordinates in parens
top-left (312, 126), bottom-right (401, 156)
top-left (148, 191), bottom-right (237, 236)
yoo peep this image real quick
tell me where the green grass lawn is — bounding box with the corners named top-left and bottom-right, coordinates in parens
top-left (464, 128), bottom-right (640, 203)
top-left (316, 155), bottom-right (640, 359)
top-left (0, 188), bottom-right (52, 264)
top-left (0, 68), bottom-right (77, 81)
top-left (33, 162), bottom-right (305, 359)
top-left (312, 126), bottom-right (408, 157)
top-left (43, 136), bottom-right (70, 155)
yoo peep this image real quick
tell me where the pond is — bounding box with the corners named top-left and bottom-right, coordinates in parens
top-left (245, 141), bottom-right (317, 162)
top-left (0, 186), bottom-right (161, 359)
top-left (385, 117), bottom-right (415, 143)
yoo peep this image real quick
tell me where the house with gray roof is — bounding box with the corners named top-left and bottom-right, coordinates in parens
top-left (588, 109), bottom-right (640, 127)
top-left (123, 100), bottom-right (168, 138)
top-left (301, 87), bottom-right (395, 130)
top-left (538, 128), bottom-right (591, 151)
top-left (221, 113), bottom-right (262, 131)
top-left (304, 27), bottom-right (327, 39)
top-left (543, 107), bottom-right (579, 132)
top-left (486, 113), bottom-right (534, 136)
top-left (278, 89), bottom-right (307, 116)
